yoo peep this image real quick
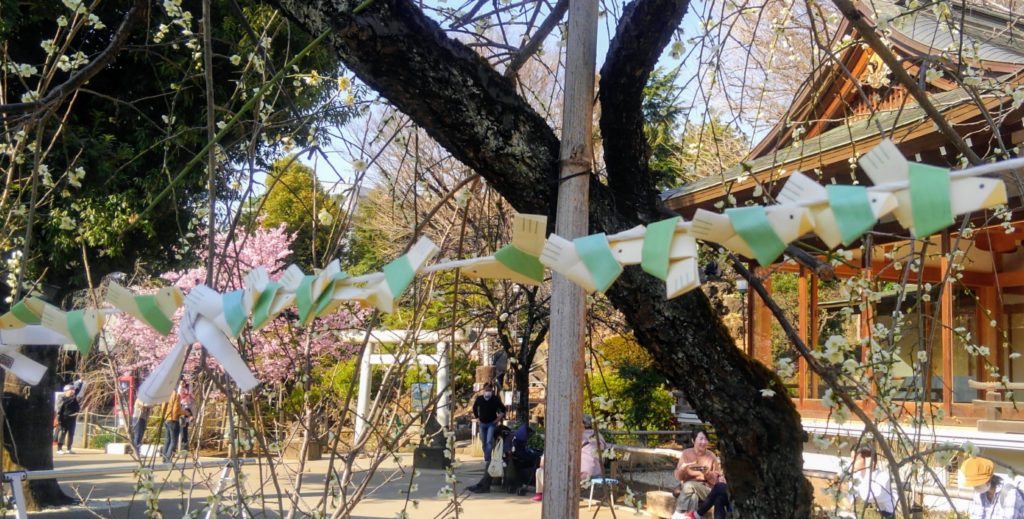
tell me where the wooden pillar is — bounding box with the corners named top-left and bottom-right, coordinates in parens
top-left (543, 0), bottom-right (596, 515)
top-left (798, 268), bottom-right (809, 404)
top-left (977, 285), bottom-right (1000, 383)
top-left (751, 268), bottom-right (774, 366)
top-left (745, 289), bottom-right (754, 357)
top-left (940, 232), bottom-right (954, 416)
top-left (860, 245), bottom-right (876, 410)
top-left (810, 274), bottom-right (820, 398)
top-left (82, 410), bottom-right (90, 450)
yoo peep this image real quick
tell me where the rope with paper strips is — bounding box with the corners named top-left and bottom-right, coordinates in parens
top-left (0, 139), bottom-right (1017, 397)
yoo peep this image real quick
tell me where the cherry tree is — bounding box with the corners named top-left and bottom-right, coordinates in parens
top-left (106, 223), bottom-right (365, 384)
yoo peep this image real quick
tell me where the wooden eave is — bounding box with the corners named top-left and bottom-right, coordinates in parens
top-left (888, 31), bottom-right (1024, 75)
top-left (662, 71), bottom-right (1024, 218)
top-left (748, 2), bottom-right (1024, 160)
top-left (747, 19), bottom-right (855, 159)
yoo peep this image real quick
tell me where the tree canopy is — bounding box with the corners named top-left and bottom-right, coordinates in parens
top-left (267, 0), bottom-right (812, 514)
top-left (252, 157), bottom-right (343, 268)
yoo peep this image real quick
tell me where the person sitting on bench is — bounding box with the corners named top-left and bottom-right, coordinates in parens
top-left (672, 429), bottom-right (730, 519)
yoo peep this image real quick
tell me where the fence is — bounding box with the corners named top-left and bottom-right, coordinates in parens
top-left (1, 458), bottom-right (250, 519)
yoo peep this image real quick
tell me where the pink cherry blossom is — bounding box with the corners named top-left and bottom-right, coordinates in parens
top-left (106, 224), bottom-right (366, 383)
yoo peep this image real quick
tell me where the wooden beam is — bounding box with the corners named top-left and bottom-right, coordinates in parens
top-left (977, 286), bottom-right (1001, 387)
top-left (811, 275), bottom-right (820, 399)
top-left (941, 232), bottom-right (954, 416)
top-left (806, 47), bottom-right (872, 138)
top-left (859, 254), bottom-right (876, 412)
top-left (997, 270), bottom-right (1024, 287)
top-left (749, 288), bottom-right (757, 358)
top-left (543, 0), bottom-right (596, 514)
top-left (775, 259), bottom-right (995, 287)
top-left (799, 268), bottom-right (809, 403)
top-left (752, 268), bottom-right (774, 366)
top-left (1012, 129), bottom-right (1024, 145)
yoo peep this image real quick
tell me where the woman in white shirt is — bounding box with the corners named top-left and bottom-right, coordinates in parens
top-left (851, 445), bottom-right (894, 519)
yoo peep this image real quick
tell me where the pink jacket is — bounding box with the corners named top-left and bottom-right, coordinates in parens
top-left (580, 429), bottom-right (604, 480)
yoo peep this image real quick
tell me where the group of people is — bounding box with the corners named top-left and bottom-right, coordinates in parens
top-left (468, 389), bottom-right (1024, 519)
top-left (53, 375), bottom-right (194, 461)
top-left (469, 384), bottom-right (732, 516)
top-left (131, 380), bottom-right (194, 462)
top-left (837, 444), bottom-right (1023, 519)
top-left (467, 383), bottom-right (606, 500)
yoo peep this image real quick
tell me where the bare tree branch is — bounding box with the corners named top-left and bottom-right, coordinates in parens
top-left (504, 0), bottom-right (568, 77)
top-left (830, 0), bottom-right (982, 165)
top-left (272, 0), bottom-right (560, 216)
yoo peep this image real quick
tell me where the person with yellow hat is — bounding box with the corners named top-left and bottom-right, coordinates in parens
top-left (959, 456), bottom-right (1024, 518)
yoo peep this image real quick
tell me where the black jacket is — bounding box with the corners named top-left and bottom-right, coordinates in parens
top-left (472, 395), bottom-right (506, 423)
top-left (57, 395), bottom-right (80, 422)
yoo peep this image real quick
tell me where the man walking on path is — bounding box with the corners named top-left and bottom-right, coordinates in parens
top-left (55, 384), bottom-right (80, 454)
top-left (472, 383), bottom-right (506, 467)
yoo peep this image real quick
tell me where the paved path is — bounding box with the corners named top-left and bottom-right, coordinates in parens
top-left (17, 448), bottom-right (637, 518)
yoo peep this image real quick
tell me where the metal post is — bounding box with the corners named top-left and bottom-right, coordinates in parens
top-left (203, 462), bottom-right (236, 519)
top-left (9, 472), bottom-right (27, 519)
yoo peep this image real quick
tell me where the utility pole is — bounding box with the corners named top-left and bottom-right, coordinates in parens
top-left (542, 0), bottom-right (597, 516)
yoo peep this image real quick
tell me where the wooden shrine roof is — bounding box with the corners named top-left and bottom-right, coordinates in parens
top-left (662, 0), bottom-right (1024, 216)
top-left (661, 80), bottom-right (1023, 214)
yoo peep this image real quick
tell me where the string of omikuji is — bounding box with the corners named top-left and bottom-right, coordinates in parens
top-left (1, 139), bottom-right (1020, 401)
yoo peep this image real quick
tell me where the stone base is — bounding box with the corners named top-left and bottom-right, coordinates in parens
top-left (414, 446), bottom-right (450, 470)
top-left (106, 443), bottom-right (130, 455)
top-left (282, 439), bottom-right (322, 461)
top-left (646, 490), bottom-right (676, 519)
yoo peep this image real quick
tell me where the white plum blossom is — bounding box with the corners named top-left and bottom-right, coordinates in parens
top-left (775, 357), bottom-right (796, 379)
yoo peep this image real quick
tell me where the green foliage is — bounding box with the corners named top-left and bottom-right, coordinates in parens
top-left (589, 334), bottom-right (674, 431)
top-left (252, 157), bottom-right (342, 268)
top-left (587, 370), bottom-right (675, 432)
top-left (643, 67), bottom-right (688, 186)
top-left (1, 0), bottom-right (356, 292)
top-left (89, 430), bottom-right (119, 449)
top-left (282, 358), bottom-right (361, 418)
top-left (527, 424), bottom-right (545, 450)
top-left (598, 334), bottom-right (655, 369)
top-left (642, 69), bottom-right (749, 189)
top-left (344, 190), bottom-right (391, 276)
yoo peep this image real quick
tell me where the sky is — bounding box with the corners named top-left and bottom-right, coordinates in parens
top-left (297, 0), bottom-right (712, 193)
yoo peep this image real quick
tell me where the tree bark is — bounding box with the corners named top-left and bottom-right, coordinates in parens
top-left (270, 0), bottom-right (814, 514)
top-left (2, 346), bottom-right (75, 510)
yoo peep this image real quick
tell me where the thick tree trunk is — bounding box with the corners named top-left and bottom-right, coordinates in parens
top-left (603, 267), bottom-right (812, 515)
top-left (271, 0), bottom-right (814, 514)
top-left (2, 345), bottom-right (75, 510)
